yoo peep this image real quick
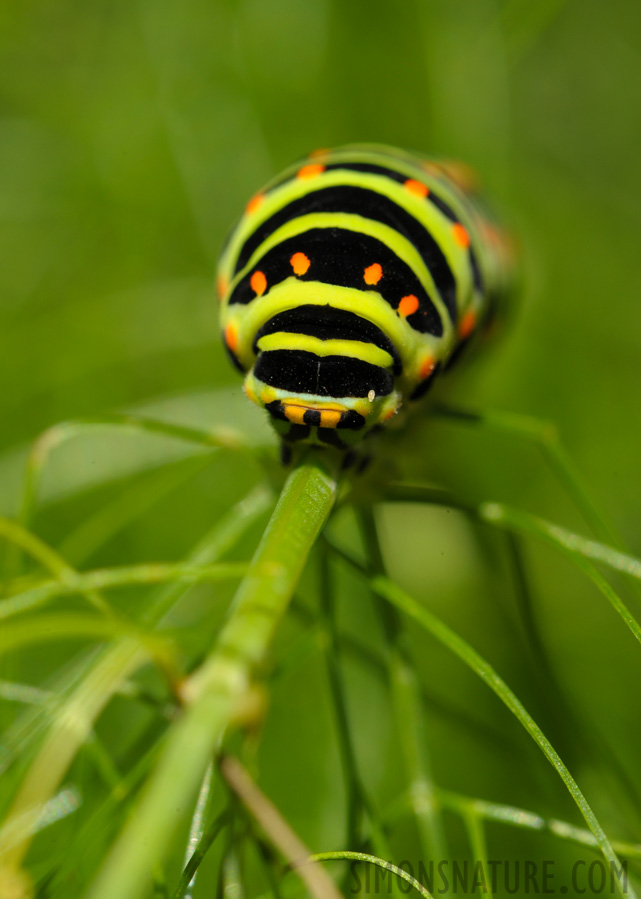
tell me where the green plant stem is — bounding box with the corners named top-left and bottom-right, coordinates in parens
top-left (85, 460), bottom-right (338, 899)
top-left (221, 841), bottom-right (245, 899)
top-left (0, 486), bottom-right (271, 876)
top-left (461, 808), bottom-right (492, 899)
top-left (288, 599), bottom-right (514, 754)
top-left (479, 501), bottom-right (641, 582)
top-left (0, 637), bottom-right (150, 873)
top-left (143, 485), bottom-right (273, 626)
top-left (251, 833), bottom-right (285, 899)
top-left (47, 739), bottom-right (166, 892)
top-left (318, 546), bottom-right (389, 858)
top-left (330, 547), bottom-right (633, 899)
top-left (0, 561), bottom-right (248, 619)
top-left (480, 503), bottom-right (641, 649)
top-left (308, 852), bottom-right (433, 899)
top-left (176, 763), bottom-right (213, 899)
top-left (0, 487), bottom-right (270, 782)
top-left (172, 809), bottom-right (229, 899)
top-left (318, 546), bottom-right (366, 850)
top-left (356, 506), bottom-right (447, 865)
top-left (0, 517), bottom-right (112, 615)
top-left (0, 614), bottom-right (172, 662)
top-left (432, 404), bottom-right (641, 620)
top-left (431, 403), bottom-right (621, 548)
top-left (4, 412), bottom-right (263, 579)
top-left (59, 455), bottom-right (213, 566)
top-left (384, 485), bottom-right (641, 649)
top-left (437, 789), bottom-right (641, 860)
top-left (221, 755), bottom-right (342, 899)
top-left (502, 531), bottom-right (551, 673)
top-left (502, 530), bottom-right (641, 828)
top-left (384, 484), bottom-right (641, 828)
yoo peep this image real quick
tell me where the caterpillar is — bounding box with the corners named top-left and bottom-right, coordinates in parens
top-left (217, 145), bottom-right (513, 455)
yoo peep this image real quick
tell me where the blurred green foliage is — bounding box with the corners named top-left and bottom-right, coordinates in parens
top-left (2, 0), bottom-right (641, 895)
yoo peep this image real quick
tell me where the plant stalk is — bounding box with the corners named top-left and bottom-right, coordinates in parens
top-left (85, 460), bottom-right (338, 899)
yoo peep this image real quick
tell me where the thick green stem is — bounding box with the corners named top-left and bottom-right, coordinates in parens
top-left (85, 461), bottom-right (338, 899)
top-left (0, 487), bottom-right (271, 883)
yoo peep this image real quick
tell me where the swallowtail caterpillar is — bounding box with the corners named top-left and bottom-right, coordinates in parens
top-left (218, 145), bottom-right (513, 461)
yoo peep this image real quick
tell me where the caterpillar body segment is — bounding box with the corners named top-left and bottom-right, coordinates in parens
top-left (218, 145), bottom-right (513, 452)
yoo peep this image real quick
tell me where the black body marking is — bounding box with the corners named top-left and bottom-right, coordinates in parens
top-left (229, 228), bottom-right (443, 337)
top-left (254, 349), bottom-right (394, 399)
top-left (254, 304), bottom-right (402, 375)
top-left (234, 185), bottom-right (457, 322)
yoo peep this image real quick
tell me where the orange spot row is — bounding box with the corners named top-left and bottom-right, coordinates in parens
top-left (458, 310), bottom-right (476, 339)
top-left (225, 322), bottom-right (238, 353)
top-left (452, 223), bottom-right (470, 248)
top-left (319, 409), bottom-right (342, 428)
top-left (283, 404), bottom-right (342, 429)
top-left (245, 193), bottom-right (265, 215)
top-left (297, 163), bottom-right (325, 180)
top-left (363, 262), bottom-right (383, 286)
top-left (404, 178), bottom-right (429, 199)
top-left (290, 252), bottom-right (310, 276)
top-left (216, 274), bottom-right (228, 301)
top-left (250, 270), bottom-right (267, 296)
top-left (419, 356), bottom-right (436, 380)
top-left (398, 294), bottom-right (419, 317)
top-left (309, 147), bottom-right (329, 159)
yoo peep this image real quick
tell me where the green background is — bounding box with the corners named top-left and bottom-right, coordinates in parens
top-left (1, 0), bottom-right (641, 895)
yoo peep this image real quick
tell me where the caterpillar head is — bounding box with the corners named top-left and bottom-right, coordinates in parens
top-left (221, 293), bottom-right (402, 449)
